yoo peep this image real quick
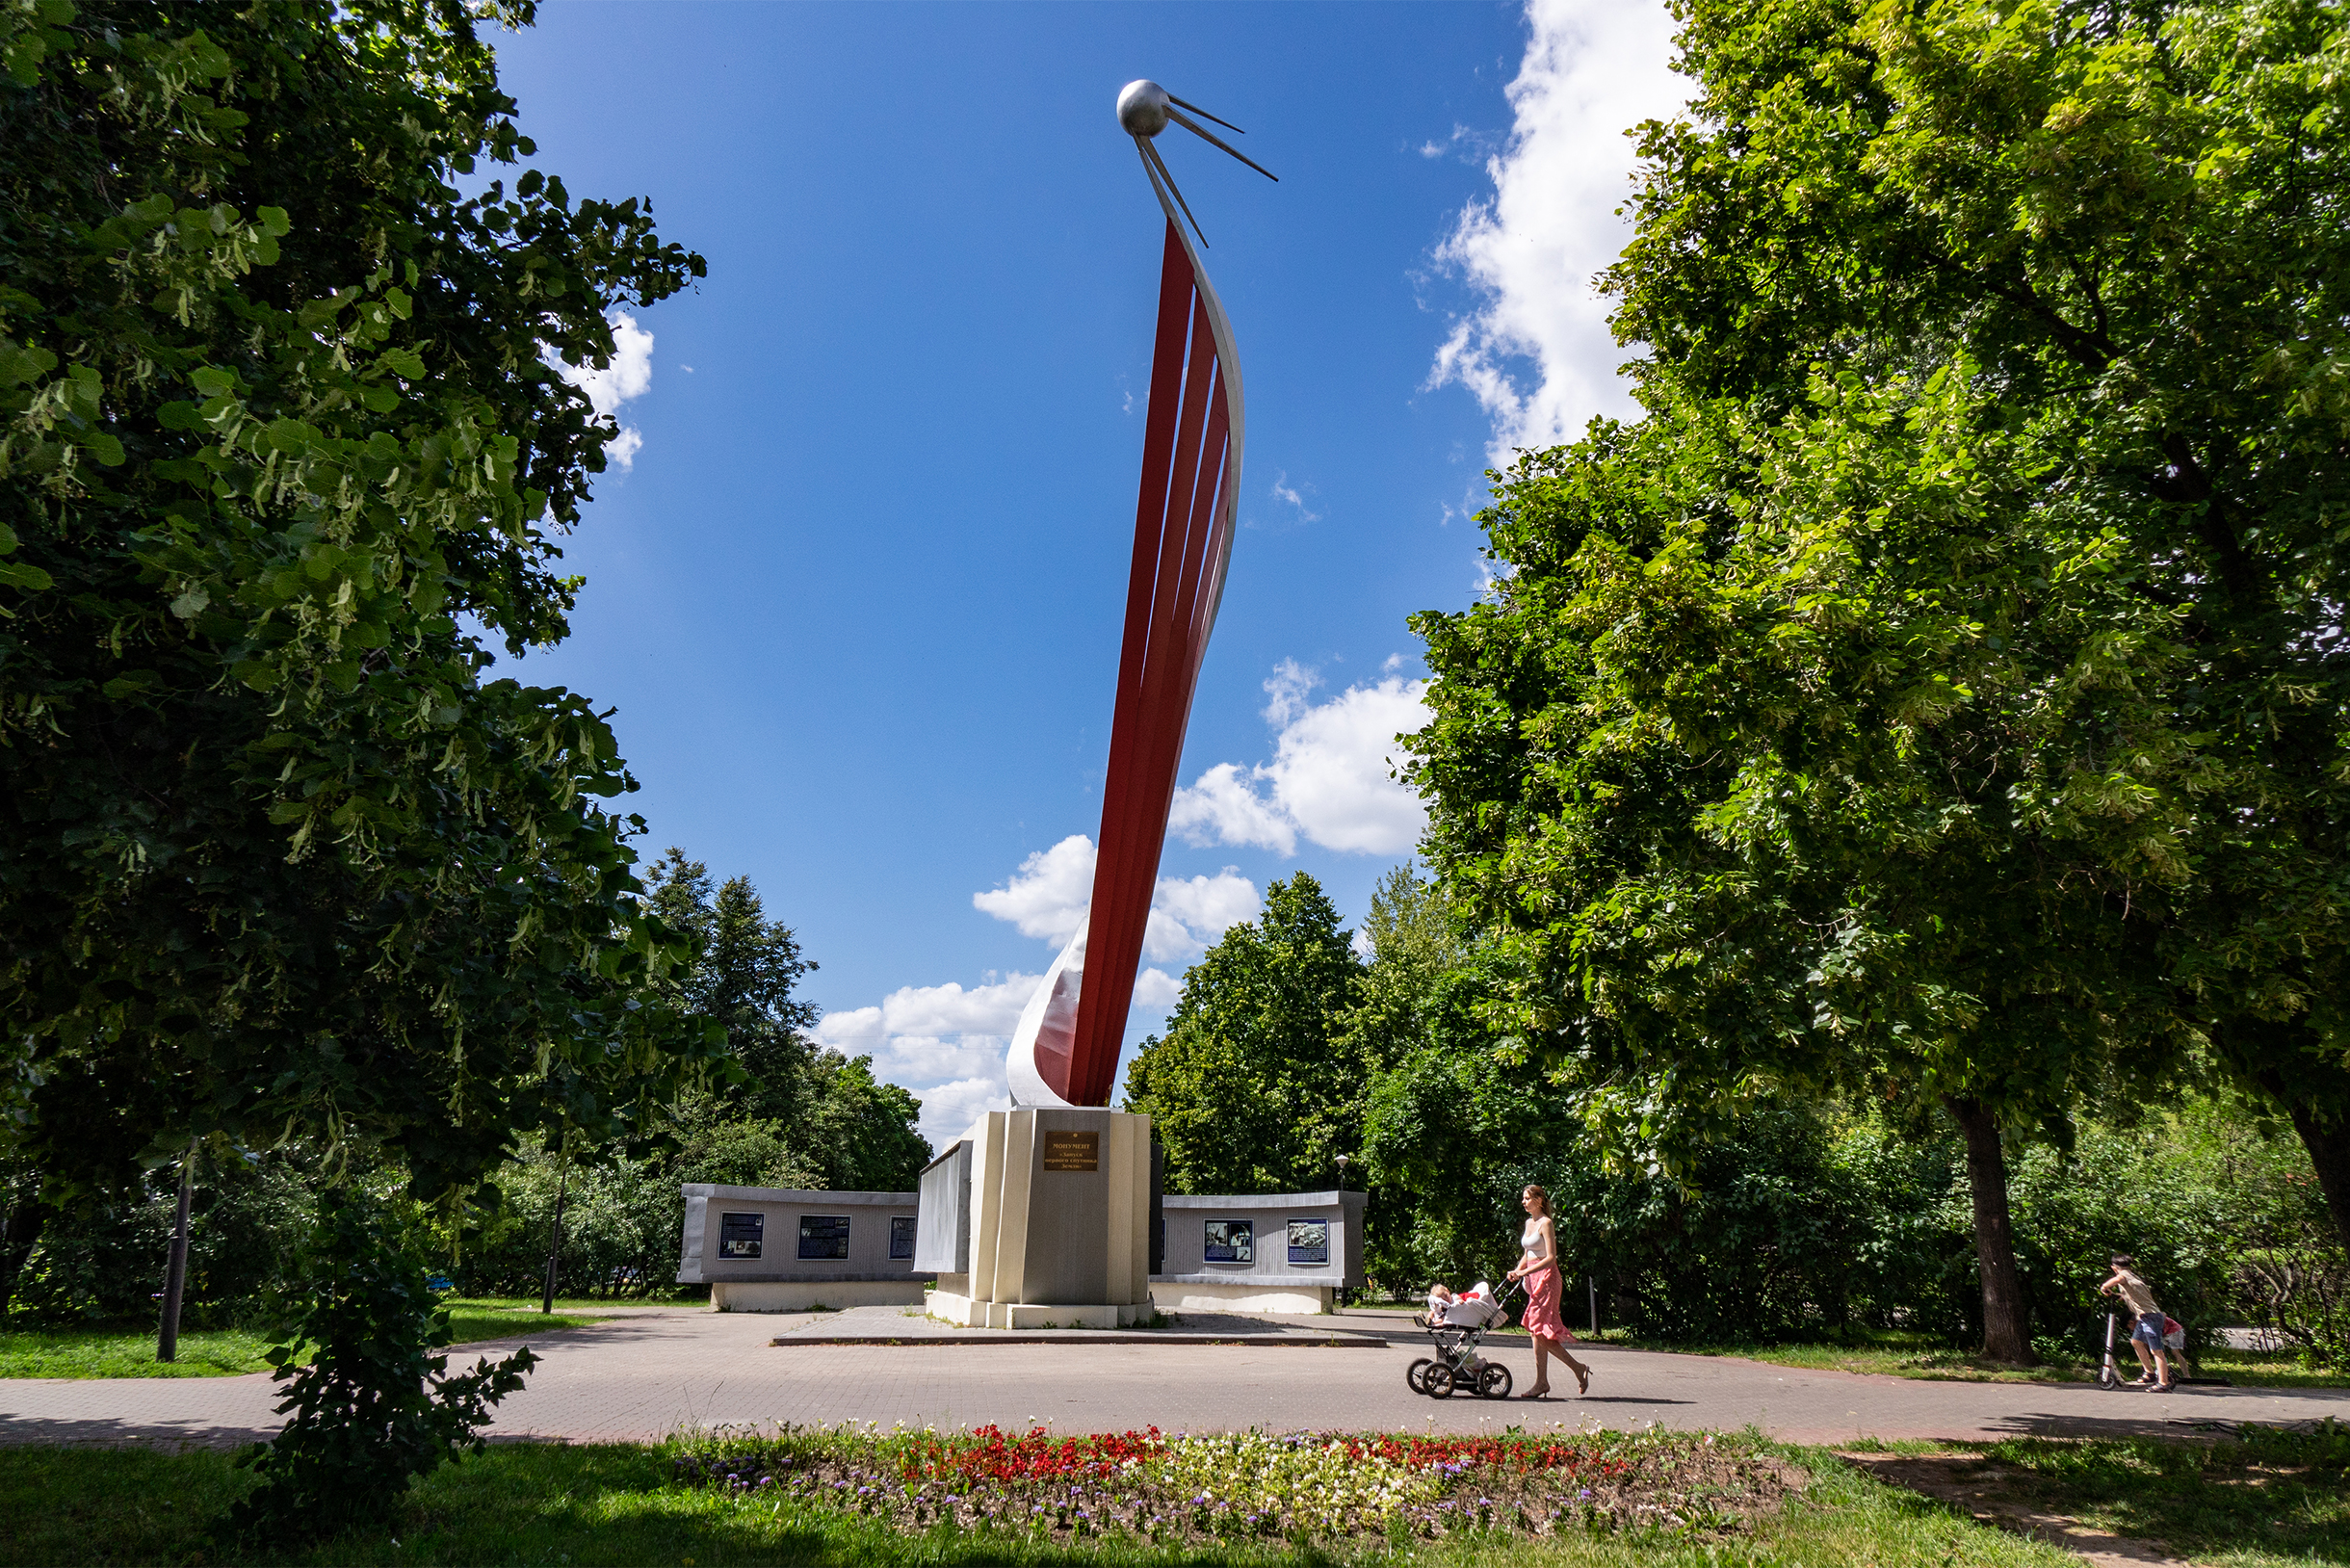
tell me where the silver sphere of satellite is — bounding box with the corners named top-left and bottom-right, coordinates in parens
top-left (1117, 79), bottom-right (1169, 138)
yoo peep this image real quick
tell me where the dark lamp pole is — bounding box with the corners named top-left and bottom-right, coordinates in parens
top-left (1332, 1155), bottom-right (1352, 1310)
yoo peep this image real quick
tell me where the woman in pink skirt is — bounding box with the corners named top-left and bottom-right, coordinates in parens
top-left (1506, 1184), bottom-right (1589, 1398)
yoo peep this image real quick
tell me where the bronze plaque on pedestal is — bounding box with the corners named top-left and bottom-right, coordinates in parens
top-left (1042, 1131), bottom-right (1100, 1172)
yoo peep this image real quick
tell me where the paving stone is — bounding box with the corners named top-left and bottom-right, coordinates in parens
top-left (3, 1308), bottom-right (2342, 1450)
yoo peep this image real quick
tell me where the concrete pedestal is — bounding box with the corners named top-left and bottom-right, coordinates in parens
top-left (916, 1107), bottom-right (1153, 1329)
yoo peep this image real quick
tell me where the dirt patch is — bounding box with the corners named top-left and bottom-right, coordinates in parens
top-left (1838, 1450), bottom-right (2186, 1566)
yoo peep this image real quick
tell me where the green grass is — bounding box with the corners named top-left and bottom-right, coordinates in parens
top-left (2196, 1343), bottom-right (2350, 1389)
top-left (0, 1325), bottom-right (281, 1379)
top-left (440, 1305), bottom-right (600, 1346)
top-left (0, 1309), bottom-right (596, 1380)
top-left (1542, 1326), bottom-right (2349, 1388)
top-left (1598, 1329), bottom-right (2085, 1383)
top-left (1841, 1422), bottom-right (2350, 1568)
top-left (0, 1435), bottom-right (2085, 1567)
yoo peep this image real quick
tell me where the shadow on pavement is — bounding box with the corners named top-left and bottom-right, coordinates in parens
top-left (454, 1313), bottom-right (714, 1355)
top-left (0, 1412), bottom-right (274, 1450)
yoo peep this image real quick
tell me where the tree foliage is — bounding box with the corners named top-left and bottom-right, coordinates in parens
top-left (1123, 874), bottom-right (1366, 1195)
top-left (1404, 0), bottom-right (2350, 1355)
top-left (639, 849), bottom-right (929, 1192)
top-left (0, 0), bottom-right (715, 1222)
top-left (1602, 0), bottom-right (2350, 1239)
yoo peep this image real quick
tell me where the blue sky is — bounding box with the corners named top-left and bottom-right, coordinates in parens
top-left (488, 0), bottom-right (1684, 1143)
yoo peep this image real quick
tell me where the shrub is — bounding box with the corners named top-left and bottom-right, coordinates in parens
top-left (228, 1190), bottom-right (535, 1541)
top-left (1535, 1108), bottom-right (1971, 1345)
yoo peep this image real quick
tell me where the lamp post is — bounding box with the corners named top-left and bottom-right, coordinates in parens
top-left (1333, 1155), bottom-right (1351, 1310)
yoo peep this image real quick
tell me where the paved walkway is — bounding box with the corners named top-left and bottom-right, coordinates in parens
top-left (767, 1305), bottom-right (1395, 1346)
top-left (3, 1307), bottom-right (2342, 1450)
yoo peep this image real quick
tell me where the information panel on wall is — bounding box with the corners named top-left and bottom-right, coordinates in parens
top-left (1287, 1218), bottom-right (1329, 1266)
top-left (798, 1215), bottom-right (850, 1260)
top-left (889, 1215), bottom-right (917, 1260)
top-left (1204, 1218), bottom-right (1254, 1264)
top-left (718, 1212), bottom-right (765, 1261)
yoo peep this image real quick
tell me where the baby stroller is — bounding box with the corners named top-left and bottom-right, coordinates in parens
top-left (1406, 1279), bottom-right (1522, 1399)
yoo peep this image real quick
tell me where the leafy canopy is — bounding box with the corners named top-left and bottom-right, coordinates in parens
top-left (643, 849), bottom-right (931, 1192)
top-left (1407, 0), bottom-right (2350, 1195)
top-left (0, 0), bottom-right (714, 1201)
top-left (1124, 874), bottom-right (1366, 1195)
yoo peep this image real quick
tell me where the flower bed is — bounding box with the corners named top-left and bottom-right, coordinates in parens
top-left (669, 1423), bottom-right (1800, 1543)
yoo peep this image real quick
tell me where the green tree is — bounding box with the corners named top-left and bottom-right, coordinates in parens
top-left (1596, 0), bottom-right (2350, 1247)
top-left (641, 849), bottom-right (929, 1190)
top-left (1123, 873), bottom-right (1366, 1195)
top-left (1359, 965), bottom-right (1555, 1287)
top-left (1411, 371), bottom-right (2193, 1358)
top-left (644, 849), bottom-right (822, 1122)
top-left (0, 0), bottom-right (714, 1300)
top-left (1335, 863), bottom-right (1482, 1283)
top-left (1397, 0), bottom-right (2350, 1355)
top-left (1342, 864), bottom-right (1463, 1067)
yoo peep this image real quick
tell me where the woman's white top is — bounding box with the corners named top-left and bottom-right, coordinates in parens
top-left (1521, 1216), bottom-right (1554, 1267)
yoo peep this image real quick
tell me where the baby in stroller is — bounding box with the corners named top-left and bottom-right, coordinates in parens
top-left (1421, 1281), bottom-right (1502, 1327)
top-left (1408, 1280), bottom-right (1519, 1399)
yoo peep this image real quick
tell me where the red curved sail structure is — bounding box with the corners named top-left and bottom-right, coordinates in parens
top-left (1012, 215), bottom-right (1242, 1109)
top-left (1065, 222), bottom-right (1240, 1105)
top-left (1005, 85), bottom-right (1264, 1111)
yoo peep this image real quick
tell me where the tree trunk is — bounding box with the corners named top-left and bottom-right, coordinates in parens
top-left (2284, 1098), bottom-right (2350, 1252)
top-left (0, 1199), bottom-right (43, 1313)
top-left (540, 1158), bottom-right (570, 1315)
top-left (157, 1147), bottom-right (196, 1364)
top-left (1945, 1095), bottom-right (2035, 1364)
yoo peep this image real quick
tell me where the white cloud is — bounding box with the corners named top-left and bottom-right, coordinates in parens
top-left (1145, 870), bottom-right (1260, 962)
top-left (812, 972), bottom-right (1041, 1085)
top-left (1166, 763), bottom-right (1296, 854)
top-left (1418, 124), bottom-right (1494, 165)
top-left (1132, 967), bottom-right (1182, 1008)
top-left (834, 849), bottom-right (1260, 1145)
top-left (810, 971), bottom-right (1048, 1146)
top-left (1428, 0), bottom-right (1684, 463)
top-left (1169, 660), bottom-right (1431, 857)
top-left (908, 1077), bottom-right (1010, 1148)
top-left (1268, 471), bottom-right (1321, 524)
top-left (973, 835), bottom-right (1260, 965)
top-left (558, 309), bottom-right (656, 471)
top-left (971, 835), bottom-right (1095, 945)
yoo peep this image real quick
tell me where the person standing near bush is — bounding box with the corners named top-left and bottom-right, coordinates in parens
top-left (1507, 1185), bottom-right (1590, 1398)
top-left (2100, 1254), bottom-right (2175, 1391)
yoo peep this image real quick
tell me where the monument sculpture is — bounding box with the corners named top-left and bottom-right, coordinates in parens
top-left (917, 82), bottom-right (1275, 1328)
top-left (1006, 79), bottom-right (1276, 1111)
top-left (671, 95), bottom-right (1368, 1320)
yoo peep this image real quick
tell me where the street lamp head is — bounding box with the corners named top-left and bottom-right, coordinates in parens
top-left (1117, 79), bottom-right (1170, 138)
